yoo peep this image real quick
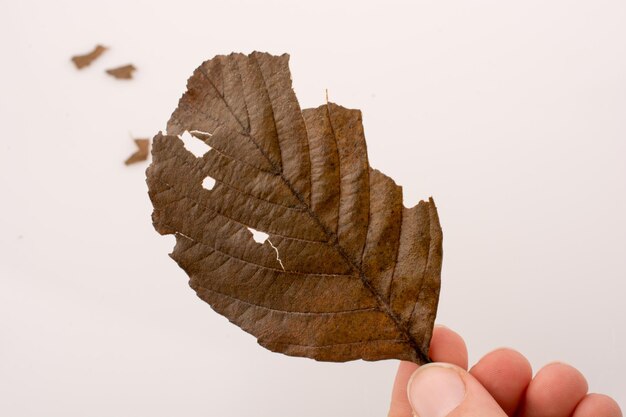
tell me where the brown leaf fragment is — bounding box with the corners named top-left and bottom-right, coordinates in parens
top-left (106, 64), bottom-right (136, 80)
top-left (146, 52), bottom-right (443, 364)
top-left (71, 44), bottom-right (107, 69)
top-left (125, 138), bottom-right (150, 165)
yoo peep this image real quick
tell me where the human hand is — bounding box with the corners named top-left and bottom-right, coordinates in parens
top-left (388, 325), bottom-right (622, 417)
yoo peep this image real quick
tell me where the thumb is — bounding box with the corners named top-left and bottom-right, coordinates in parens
top-left (407, 363), bottom-right (507, 417)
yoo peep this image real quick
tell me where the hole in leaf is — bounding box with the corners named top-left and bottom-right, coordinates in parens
top-left (179, 130), bottom-right (212, 158)
top-left (247, 227), bottom-right (269, 244)
top-left (202, 176), bottom-right (216, 190)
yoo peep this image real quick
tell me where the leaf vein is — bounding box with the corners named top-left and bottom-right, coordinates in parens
top-left (196, 285), bottom-right (378, 316)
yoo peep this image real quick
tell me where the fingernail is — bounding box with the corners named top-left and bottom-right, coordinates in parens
top-left (408, 364), bottom-right (466, 417)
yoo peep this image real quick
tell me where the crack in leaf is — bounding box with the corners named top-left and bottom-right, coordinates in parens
top-left (266, 238), bottom-right (285, 271)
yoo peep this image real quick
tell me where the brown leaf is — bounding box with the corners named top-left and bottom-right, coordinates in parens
top-left (71, 44), bottom-right (107, 69)
top-left (125, 138), bottom-right (150, 165)
top-left (146, 52), bottom-right (443, 364)
top-left (106, 64), bottom-right (136, 80)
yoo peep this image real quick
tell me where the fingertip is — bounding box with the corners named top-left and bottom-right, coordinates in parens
top-left (572, 393), bottom-right (622, 417)
top-left (429, 325), bottom-right (468, 369)
top-left (470, 347), bottom-right (532, 377)
top-left (469, 348), bottom-right (532, 415)
top-left (407, 363), bottom-right (467, 417)
top-left (388, 325), bottom-right (468, 417)
top-left (409, 362), bottom-right (511, 417)
top-left (522, 362), bottom-right (588, 417)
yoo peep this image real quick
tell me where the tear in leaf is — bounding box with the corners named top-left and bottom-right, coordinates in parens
top-left (146, 52), bottom-right (443, 364)
top-left (71, 44), bottom-right (107, 69)
top-left (125, 138), bottom-right (150, 165)
top-left (106, 64), bottom-right (136, 80)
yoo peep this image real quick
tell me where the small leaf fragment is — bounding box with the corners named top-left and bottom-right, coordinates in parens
top-left (71, 44), bottom-right (107, 69)
top-left (125, 138), bottom-right (150, 165)
top-left (106, 64), bottom-right (136, 80)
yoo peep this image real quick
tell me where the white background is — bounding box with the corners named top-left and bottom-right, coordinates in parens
top-left (1, 1), bottom-right (624, 416)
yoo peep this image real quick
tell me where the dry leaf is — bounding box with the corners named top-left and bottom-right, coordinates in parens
top-left (125, 138), bottom-right (150, 165)
top-left (71, 44), bottom-right (107, 69)
top-left (146, 52), bottom-right (443, 364)
top-left (106, 64), bottom-right (136, 80)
